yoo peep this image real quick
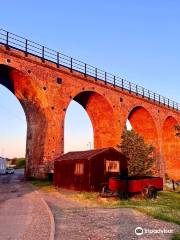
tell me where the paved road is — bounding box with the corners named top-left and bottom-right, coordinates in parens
top-left (0, 170), bottom-right (52, 240)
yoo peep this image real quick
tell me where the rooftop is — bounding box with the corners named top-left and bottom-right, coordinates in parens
top-left (56, 147), bottom-right (121, 161)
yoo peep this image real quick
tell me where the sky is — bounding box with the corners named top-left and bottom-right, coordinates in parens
top-left (0, 0), bottom-right (180, 158)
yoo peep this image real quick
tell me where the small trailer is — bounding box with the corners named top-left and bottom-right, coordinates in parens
top-left (108, 176), bottom-right (163, 199)
top-left (0, 157), bottom-right (7, 174)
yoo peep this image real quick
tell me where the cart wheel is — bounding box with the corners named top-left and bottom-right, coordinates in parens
top-left (148, 186), bottom-right (157, 199)
top-left (143, 186), bottom-right (157, 199)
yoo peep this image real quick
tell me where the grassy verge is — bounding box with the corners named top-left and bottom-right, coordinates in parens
top-left (30, 179), bottom-right (54, 192)
top-left (30, 179), bottom-right (180, 226)
top-left (172, 233), bottom-right (180, 240)
top-left (68, 191), bottom-right (180, 225)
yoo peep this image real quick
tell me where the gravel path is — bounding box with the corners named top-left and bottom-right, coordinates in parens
top-left (0, 170), bottom-right (53, 240)
top-left (1, 170), bottom-right (179, 240)
top-left (40, 189), bottom-right (180, 240)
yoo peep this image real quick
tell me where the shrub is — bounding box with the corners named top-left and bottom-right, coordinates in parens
top-left (10, 158), bottom-right (26, 169)
top-left (118, 129), bottom-right (155, 176)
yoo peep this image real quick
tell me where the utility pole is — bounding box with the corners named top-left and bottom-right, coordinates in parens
top-left (87, 142), bottom-right (92, 150)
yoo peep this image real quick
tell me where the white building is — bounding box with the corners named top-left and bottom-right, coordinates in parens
top-left (0, 157), bottom-right (7, 174)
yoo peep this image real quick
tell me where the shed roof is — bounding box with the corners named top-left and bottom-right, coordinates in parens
top-left (55, 147), bottom-right (122, 161)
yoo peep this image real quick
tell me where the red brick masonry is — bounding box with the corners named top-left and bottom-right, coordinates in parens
top-left (0, 45), bottom-right (179, 180)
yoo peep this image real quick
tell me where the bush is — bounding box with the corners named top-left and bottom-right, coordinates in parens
top-left (118, 129), bottom-right (155, 176)
top-left (10, 158), bottom-right (26, 169)
top-left (16, 158), bottom-right (26, 168)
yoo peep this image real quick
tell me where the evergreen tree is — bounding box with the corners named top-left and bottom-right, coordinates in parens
top-left (118, 129), bottom-right (155, 176)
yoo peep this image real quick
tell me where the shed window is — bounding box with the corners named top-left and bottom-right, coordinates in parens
top-left (105, 160), bottom-right (120, 173)
top-left (74, 163), bottom-right (84, 175)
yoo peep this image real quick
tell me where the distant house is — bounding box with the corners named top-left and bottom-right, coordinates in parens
top-left (0, 157), bottom-right (7, 174)
top-left (54, 147), bottom-right (127, 191)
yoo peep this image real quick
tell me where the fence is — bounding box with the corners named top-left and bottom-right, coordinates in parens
top-left (0, 29), bottom-right (179, 111)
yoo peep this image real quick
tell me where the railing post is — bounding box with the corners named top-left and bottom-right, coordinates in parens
top-left (25, 39), bottom-right (28, 56)
top-left (142, 88), bottom-right (144, 98)
top-left (57, 52), bottom-right (60, 68)
top-left (173, 101), bottom-right (174, 109)
top-left (113, 76), bottom-right (116, 87)
top-left (84, 64), bottom-right (87, 77)
top-left (42, 46), bottom-right (45, 62)
top-left (6, 31), bottom-right (9, 50)
top-left (159, 95), bottom-right (161, 104)
top-left (148, 90), bottom-right (150, 100)
top-left (70, 58), bottom-right (73, 72)
top-left (164, 97), bottom-right (166, 106)
top-left (136, 85), bottom-right (138, 95)
top-left (105, 72), bottom-right (107, 84)
top-left (95, 68), bottom-right (97, 81)
top-left (154, 93), bottom-right (156, 102)
top-left (129, 82), bottom-right (131, 93)
top-left (122, 79), bottom-right (124, 90)
top-left (168, 99), bottom-right (169, 108)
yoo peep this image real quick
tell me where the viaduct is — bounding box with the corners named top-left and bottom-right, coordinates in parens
top-left (0, 29), bottom-right (179, 180)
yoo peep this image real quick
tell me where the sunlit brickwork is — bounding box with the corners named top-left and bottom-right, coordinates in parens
top-left (0, 45), bottom-right (179, 180)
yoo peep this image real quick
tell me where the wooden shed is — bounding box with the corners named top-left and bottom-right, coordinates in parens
top-left (54, 147), bottom-right (127, 191)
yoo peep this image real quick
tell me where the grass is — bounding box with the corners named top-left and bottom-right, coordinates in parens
top-left (30, 179), bottom-right (54, 192)
top-left (30, 179), bottom-right (180, 226)
top-left (69, 191), bottom-right (180, 225)
top-left (172, 233), bottom-right (180, 240)
top-left (30, 179), bottom-right (52, 187)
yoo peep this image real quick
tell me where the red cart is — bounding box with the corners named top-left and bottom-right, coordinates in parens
top-left (109, 176), bottom-right (163, 199)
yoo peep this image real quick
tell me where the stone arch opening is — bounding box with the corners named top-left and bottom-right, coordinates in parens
top-left (0, 65), bottom-right (14, 92)
top-left (0, 64), bottom-right (47, 178)
top-left (162, 116), bottom-right (180, 180)
top-left (0, 84), bottom-right (27, 159)
top-left (64, 100), bottom-right (94, 152)
top-left (127, 106), bottom-right (160, 175)
top-left (128, 106), bottom-right (158, 146)
top-left (0, 64), bottom-right (27, 173)
top-left (64, 91), bottom-right (119, 151)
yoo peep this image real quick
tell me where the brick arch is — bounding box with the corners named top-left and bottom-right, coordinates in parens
top-left (128, 106), bottom-right (158, 146)
top-left (162, 116), bottom-right (180, 180)
top-left (0, 64), bottom-right (49, 178)
top-left (1, 46), bottom-right (179, 180)
top-left (0, 64), bottom-right (31, 120)
top-left (127, 106), bottom-right (161, 175)
top-left (0, 64), bottom-right (30, 125)
top-left (64, 90), bottom-right (119, 149)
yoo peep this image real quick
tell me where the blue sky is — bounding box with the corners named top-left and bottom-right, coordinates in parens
top-left (0, 1), bottom-right (180, 157)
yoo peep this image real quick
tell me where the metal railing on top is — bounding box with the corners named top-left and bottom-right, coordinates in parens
top-left (0, 29), bottom-right (179, 111)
